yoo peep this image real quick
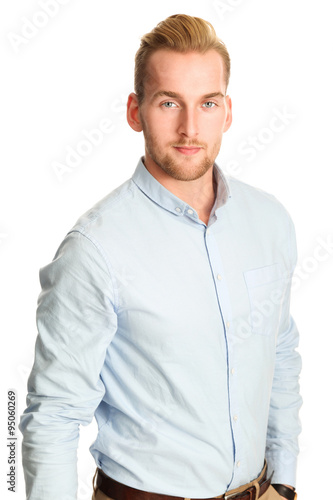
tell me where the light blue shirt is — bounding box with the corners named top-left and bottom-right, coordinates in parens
top-left (20, 158), bottom-right (302, 499)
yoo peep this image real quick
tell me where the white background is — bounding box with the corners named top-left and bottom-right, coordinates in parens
top-left (1, 1), bottom-right (332, 498)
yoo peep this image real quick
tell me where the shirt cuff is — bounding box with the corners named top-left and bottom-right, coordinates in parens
top-left (266, 451), bottom-right (297, 489)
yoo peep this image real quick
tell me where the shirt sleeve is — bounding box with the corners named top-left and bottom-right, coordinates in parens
top-left (19, 230), bottom-right (118, 500)
top-left (265, 215), bottom-right (302, 487)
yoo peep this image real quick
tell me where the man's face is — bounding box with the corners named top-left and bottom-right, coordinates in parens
top-left (135, 49), bottom-right (232, 182)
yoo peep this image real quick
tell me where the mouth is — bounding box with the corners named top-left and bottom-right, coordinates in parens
top-left (173, 146), bottom-right (203, 156)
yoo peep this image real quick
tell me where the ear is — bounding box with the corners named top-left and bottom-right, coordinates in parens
top-left (127, 93), bottom-right (143, 132)
top-left (223, 95), bottom-right (233, 133)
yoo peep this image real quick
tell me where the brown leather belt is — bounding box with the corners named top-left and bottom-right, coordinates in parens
top-left (96, 467), bottom-right (272, 500)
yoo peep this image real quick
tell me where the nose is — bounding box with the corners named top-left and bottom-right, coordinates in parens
top-left (177, 107), bottom-right (199, 139)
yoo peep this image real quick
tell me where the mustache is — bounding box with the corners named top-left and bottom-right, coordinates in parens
top-left (172, 140), bottom-right (206, 148)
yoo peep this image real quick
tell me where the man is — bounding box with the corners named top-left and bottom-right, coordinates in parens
top-left (20, 14), bottom-right (301, 500)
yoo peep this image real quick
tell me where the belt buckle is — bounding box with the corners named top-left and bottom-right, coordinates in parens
top-left (248, 486), bottom-right (258, 500)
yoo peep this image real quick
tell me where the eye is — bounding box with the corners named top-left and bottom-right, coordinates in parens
top-left (162, 101), bottom-right (177, 108)
top-left (203, 101), bottom-right (217, 109)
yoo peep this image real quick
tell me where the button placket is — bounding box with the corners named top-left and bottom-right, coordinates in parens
top-left (204, 230), bottom-right (246, 487)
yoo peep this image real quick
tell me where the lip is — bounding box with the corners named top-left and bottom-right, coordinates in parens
top-left (174, 146), bottom-right (202, 156)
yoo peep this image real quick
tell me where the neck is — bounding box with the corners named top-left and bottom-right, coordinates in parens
top-left (144, 158), bottom-right (216, 225)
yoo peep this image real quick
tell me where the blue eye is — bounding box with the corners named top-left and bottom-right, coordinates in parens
top-left (203, 101), bottom-right (216, 108)
top-left (162, 102), bottom-right (177, 108)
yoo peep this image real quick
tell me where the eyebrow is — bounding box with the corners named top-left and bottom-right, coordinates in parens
top-left (152, 90), bottom-right (225, 101)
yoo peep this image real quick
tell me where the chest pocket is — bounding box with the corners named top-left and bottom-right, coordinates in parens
top-left (243, 263), bottom-right (286, 336)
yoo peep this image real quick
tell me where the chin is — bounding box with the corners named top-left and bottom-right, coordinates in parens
top-left (159, 157), bottom-right (214, 182)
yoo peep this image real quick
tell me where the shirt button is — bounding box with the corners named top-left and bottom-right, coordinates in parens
top-left (226, 321), bottom-right (230, 329)
top-left (175, 207), bottom-right (182, 213)
top-left (233, 415), bottom-right (238, 421)
top-left (231, 368), bottom-right (235, 375)
top-left (237, 461), bottom-right (241, 467)
top-left (206, 228), bottom-right (210, 235)
top-left (187, 209), bottom-right (194, 215)
top-left (217, 274), bottom-right (222, 281)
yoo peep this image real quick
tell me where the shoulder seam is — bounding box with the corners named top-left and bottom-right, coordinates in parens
top-left (74, 181), bottom-right (137, 233)
top-left (67, 228), bottom-right (119, 313)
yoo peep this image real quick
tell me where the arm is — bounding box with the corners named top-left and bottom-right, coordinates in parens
top-left (19, 231), bottom-right (117, 500)
top-left (266, 216), bottom-right (302, 488)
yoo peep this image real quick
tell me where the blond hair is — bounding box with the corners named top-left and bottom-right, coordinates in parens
top-left (134, 14), bottom-right (231, 105)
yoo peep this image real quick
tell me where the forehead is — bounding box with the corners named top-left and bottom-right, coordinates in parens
top-left (144, 49), bottom-right (226, 98)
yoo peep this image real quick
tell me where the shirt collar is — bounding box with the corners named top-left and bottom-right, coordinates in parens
top-left (132, 157), bottom-right (231, 224)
